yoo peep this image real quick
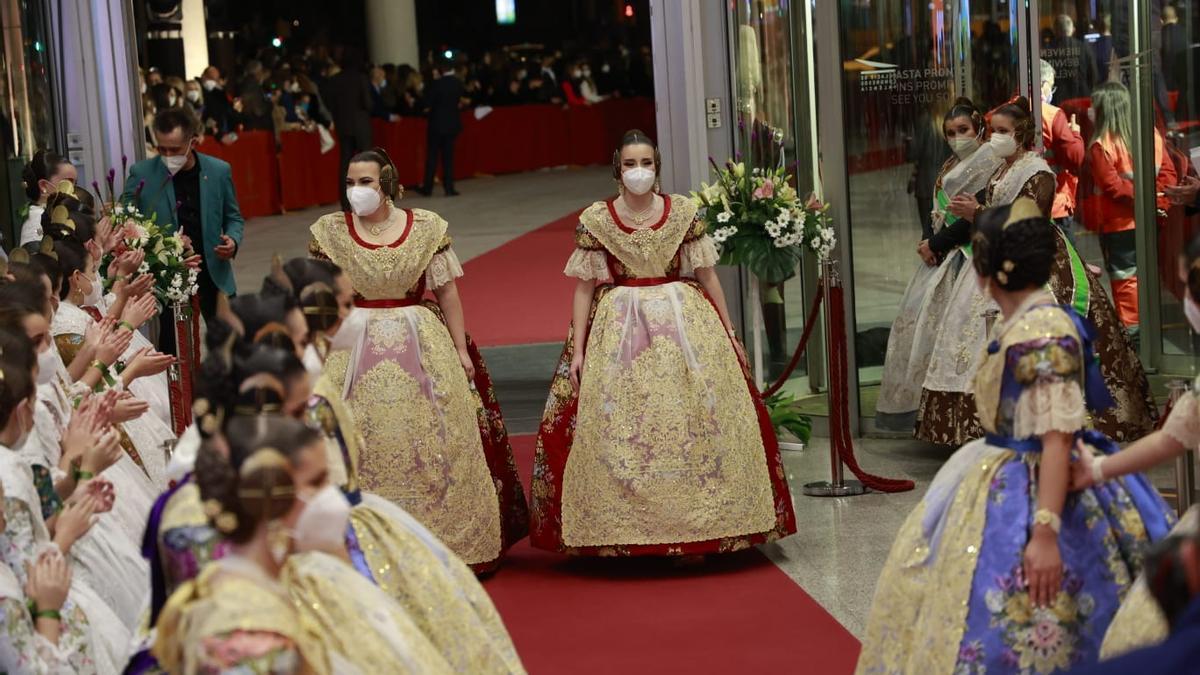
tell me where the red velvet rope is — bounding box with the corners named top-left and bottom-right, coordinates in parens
top-left (826, 285), bottom-right (915, 493)
top-left (760, 281), bottom-right (825, 399)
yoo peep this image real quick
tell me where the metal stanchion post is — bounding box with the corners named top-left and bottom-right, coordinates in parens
top-left (1168, 379), bottom-right (1195, 517)
top-left (803, 259), bottom-right (865, 497)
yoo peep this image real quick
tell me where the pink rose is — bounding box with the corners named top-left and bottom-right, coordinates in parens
top-left (753, 180), bottom-right (774, 200)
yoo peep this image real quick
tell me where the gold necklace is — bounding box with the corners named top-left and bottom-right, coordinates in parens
top-left (624, 197), bottom-right (656, 226)
top-left (364, 207), bottom-right (396, 237)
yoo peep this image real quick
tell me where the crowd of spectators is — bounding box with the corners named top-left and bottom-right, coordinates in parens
top-left (138, 43), bottom-right (655, 154)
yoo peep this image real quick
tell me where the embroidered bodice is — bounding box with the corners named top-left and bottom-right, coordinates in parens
top-left (564, 195), bottom-right (717, 282)
top-left (972, 293), bottom-right (1087, 439)
top-left (309, 208), bottom-right (462, 301)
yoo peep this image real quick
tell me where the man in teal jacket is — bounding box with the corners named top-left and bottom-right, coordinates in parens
top-left (122, 106), bottom-right (243, 339)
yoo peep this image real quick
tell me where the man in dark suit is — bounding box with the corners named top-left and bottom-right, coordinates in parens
top-left (122, 106), bottom-right (244, 351)
top-left (318, 49), bottom-right (374, 209)
top-left (419, 60), bottom-right (464, 197)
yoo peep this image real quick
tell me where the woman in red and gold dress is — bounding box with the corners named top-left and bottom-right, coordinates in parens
top-left (530, 130), bottom-right (796, 557)
top-left (308, 149), bottom-right (527, 573)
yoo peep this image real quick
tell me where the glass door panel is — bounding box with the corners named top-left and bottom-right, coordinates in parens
top-left (732, 0), bottom-right (823, 411)
top-left (835, 0), bottom-right (1018, 420)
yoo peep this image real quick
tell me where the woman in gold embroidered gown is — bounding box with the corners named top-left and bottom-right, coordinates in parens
top-left (309, 149), bottom-right (527, 572)
top-left (263, 256), bottom-right (526, 672)
top-left (155, 412), bottom-right (453, 675)
top-left (916, 97), bottom-right (1154, 446)
top-left (530, 130), bottom-right (795, 556)
top-left (856, 199), bottom-right (1174, 675)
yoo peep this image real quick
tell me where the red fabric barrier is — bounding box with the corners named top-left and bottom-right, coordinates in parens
top-left (198, 130), bottom-right (280, 219)
top-left (277, 130), bottom-right (342, 210)
top-left (206, 100), bottom-right (655, 219)
top-left (371, 118), bottom-right (428, 187)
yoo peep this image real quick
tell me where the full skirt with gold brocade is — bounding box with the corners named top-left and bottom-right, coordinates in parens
top-left (282, 551), bottom-right (455, 674)
top-left (346, 494), bottom-right (526, 673)
top-left (531, 280), bottom-right (796, 555)
top-left (856, 435), bottom-right (1175, 675)
top-left (916, 229), bottom-right (1156, 445)
top-left (322, 303), bottom-right (527, 570)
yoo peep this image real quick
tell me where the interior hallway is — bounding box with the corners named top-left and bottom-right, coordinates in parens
top-left (231, 165), bottom-right (996, 640)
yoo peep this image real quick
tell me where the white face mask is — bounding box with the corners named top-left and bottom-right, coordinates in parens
top-left (1185, 295), bottom-right (1200, 333)
top-left (81, 272), bottom-right (102, 307)
top-left (36, 346), bottom-right (58, 386)
top-left (163, 154), bottom-right (189, 175)
top-left (202, 79), bottom-right (218, 91)
top-left (186, 89), bottom-right (201, 103)
top-left (168, 94), bottom-right (178, 107)
top-left (346, 186), bottom-right (382, 217)
top-left (989, 132), bottom-right (1019, 158)
top-left (621, 167), bottom-right (656, 196)
top-left (293, 484), bottom-right (352, 553)
top-left (949, 136), bottom-right (980, 160)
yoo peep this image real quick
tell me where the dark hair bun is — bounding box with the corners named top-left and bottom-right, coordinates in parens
top-left (970, 199), bottom-right (1056, 291)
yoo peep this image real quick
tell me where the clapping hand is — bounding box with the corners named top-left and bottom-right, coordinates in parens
top-left (109, 392), bottom-right (149, 424)
top-left (120, 293), bottom-right (158, 330)
top-left (125, 346), bottom-right (175, 379)
top-left (25, 553), bottom-right (71, 615)
top-left (52, 493), bottom-right (100, 554)
top-left (77, 477), bottom-right (115, 514)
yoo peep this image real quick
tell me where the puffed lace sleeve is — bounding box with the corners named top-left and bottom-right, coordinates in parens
top-left (425, 234), bottom-right (464, 291)
top-left (1163, 391), bottom-right (1200, 450)
top-left (1007, 337), bottom-right (1087, 438)
top-left (680, 217), bottom-right (720, 274)
top-left (564, 223), bottom-right (610, 281)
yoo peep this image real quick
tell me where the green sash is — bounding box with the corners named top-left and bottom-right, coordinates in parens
top-left (1061, 236), bottom-right (1091, 315)
top-left (936, 189), bottom-right (972, 256)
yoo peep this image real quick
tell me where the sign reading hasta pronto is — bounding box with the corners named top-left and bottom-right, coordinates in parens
top-left (856, 60), bottom-right (954, 105)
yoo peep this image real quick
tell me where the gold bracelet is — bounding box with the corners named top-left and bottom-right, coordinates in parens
top-left (1033, 508), bottom-right (1061, 534)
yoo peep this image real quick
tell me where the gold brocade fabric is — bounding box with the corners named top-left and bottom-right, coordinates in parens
top-left (330, 309), bottom-right (501, 565)
top-left (160, 482), bottom-right (206, 532)
top-left (309, 209), bottom-right (445, 300)
top-left (350, 504), bottom-right (526, 674)
top-left (973, 300), bottom-right (1080, 434)
top-left (855, 449), bottom-right (1007, 675)
top-left (153, 560), bottom-right (326, 675)
top-left (1099, 576), bottom-right (1168, 658)
top-left (578, 195), bottom-right (698, 278)
top-left (311, 207), bottom-right (503, 566)
top-left (309, 377), bottom-right (362, 496)
top-left (282, 552), bottom-right (454, 674)
top-left (561, 279), bottom-right (775, 547)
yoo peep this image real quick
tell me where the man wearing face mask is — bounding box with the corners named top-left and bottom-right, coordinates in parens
top-left (122, 107), bottom-right (244, 350)
top-left (199, 65), bottom-right (236, 139)
top-left (1039, 59), bottom-right (1085, 246)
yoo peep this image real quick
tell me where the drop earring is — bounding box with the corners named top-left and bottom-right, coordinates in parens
top-left (617, 181), bottom-right (625, 197)
top-left (653, 178), bottom-right (661, 194)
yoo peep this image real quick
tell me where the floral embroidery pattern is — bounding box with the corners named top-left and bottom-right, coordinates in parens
top-left (983, 565), bottom-right (1095, 673)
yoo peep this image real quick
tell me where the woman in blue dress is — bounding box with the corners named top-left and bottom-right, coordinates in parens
top-left (856, 197), bottom-right (1176, 674)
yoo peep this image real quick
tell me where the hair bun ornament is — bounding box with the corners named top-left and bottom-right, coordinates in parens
top-left (55, 180), bottom-right (76, 197)
top-left (8, 249), bottom-right (29, 264)
top-left (37, 236), bottom-right (57, 259)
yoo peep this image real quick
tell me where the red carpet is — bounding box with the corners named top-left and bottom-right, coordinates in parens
top-left (483, 435), bottom-right (862, 675)
top-left (458, 211), bottom-right (583, 347)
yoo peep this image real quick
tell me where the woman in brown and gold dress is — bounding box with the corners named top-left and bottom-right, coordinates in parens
top-left (917, 97), bottom-right (1154, 446)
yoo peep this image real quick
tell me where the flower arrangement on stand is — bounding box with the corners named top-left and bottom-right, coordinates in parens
top-left (693, 160), bottom-right (835, 282)
top-left (691, 159), bottom-right (834, 445)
